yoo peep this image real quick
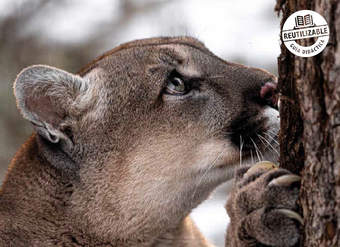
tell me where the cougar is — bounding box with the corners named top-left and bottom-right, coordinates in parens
top-left (0, 37), bottom-right (302, 246)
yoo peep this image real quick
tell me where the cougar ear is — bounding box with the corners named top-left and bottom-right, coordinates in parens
top-left (14, 65), bottom-right (87, 149)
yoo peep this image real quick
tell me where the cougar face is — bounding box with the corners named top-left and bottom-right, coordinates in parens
top-left (13, 36), bottom-right (279, 241)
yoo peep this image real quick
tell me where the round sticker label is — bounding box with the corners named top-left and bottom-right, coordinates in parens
top-left (282, 10), bottom-right (329, 57)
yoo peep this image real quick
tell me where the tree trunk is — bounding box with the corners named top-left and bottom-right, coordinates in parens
top-left (275, 0), bottom-right (340, 246)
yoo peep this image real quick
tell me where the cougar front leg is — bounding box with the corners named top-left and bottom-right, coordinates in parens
top-left (226, 161), bottom-right (302, 247)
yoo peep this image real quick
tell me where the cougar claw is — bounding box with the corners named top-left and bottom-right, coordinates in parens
top-left (245, 161), bottom-right (278, 176)
top-left (274, 209), bottom-right (304, 225)
top-left (269, 174), bottom-right (301, 187)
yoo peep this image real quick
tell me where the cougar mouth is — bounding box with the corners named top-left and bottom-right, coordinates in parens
top-left (228, 110), bottom-right (279, 162)
top-left (230, 119), bottom-right (266, 149)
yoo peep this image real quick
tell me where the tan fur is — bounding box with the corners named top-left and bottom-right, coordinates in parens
top-left (0, 37), bottom-right (301, 246)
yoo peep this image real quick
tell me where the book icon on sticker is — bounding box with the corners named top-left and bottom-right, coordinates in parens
top-left (295, 14), bottom-right (314, 28)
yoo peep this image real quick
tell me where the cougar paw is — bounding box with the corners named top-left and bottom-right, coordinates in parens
top-left (226, 161), bottom-right (302, 247)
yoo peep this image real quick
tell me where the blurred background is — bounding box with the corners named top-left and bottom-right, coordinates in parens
top-left (0, 0), bottom-right (280, 246)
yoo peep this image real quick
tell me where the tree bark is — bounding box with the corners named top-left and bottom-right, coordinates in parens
top-left (275, 0), bottom-right (340, 246)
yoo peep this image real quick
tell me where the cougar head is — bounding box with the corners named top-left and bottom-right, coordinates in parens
top-left (14, 36), bottom-right (279, 240)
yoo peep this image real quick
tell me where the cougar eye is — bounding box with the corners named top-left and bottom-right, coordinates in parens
top-left (165, 76), bottom-right (187, 95)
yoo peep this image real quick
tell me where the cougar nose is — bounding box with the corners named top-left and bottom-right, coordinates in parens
top-left (260, 82), bottom-right (278, 109)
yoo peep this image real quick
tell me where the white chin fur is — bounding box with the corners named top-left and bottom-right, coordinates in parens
top-left (240, 107), bottom-right (280, 166)
top-left (260, 106), bottom-right (280, 163)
